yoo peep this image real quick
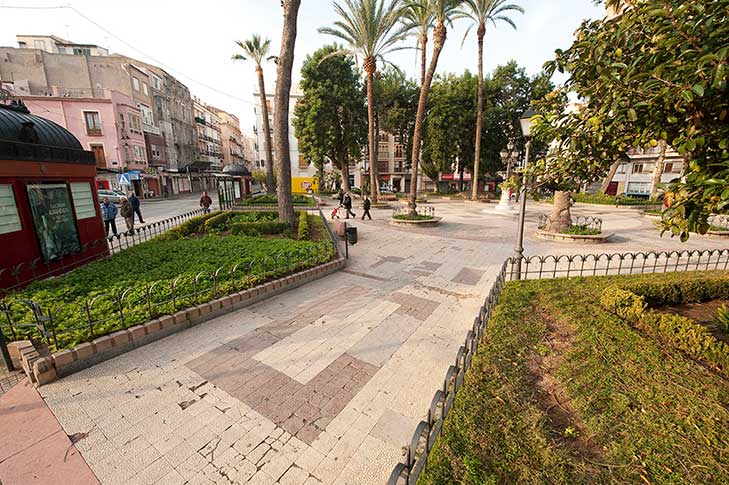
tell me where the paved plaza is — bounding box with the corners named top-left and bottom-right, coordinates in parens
top-left (35, 200), bottom-right (726, 484)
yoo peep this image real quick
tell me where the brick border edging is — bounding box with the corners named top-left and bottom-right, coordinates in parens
top-left (20, 257), bottom-right (347, 386)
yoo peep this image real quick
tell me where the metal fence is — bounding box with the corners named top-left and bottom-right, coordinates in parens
top-left (0, 209), bottom-right (206, 292)
top-left (392, 205), bottom-right (437, 218)
top-left (538, 214), bottom-right (603, 233)
top-left (388, 247), bottom-right (729, 484)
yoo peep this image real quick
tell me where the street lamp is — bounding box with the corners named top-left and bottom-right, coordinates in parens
top-left (513, 107), bottom-right (536, 280)
top-left (496, 141), bottom-right (518, 211)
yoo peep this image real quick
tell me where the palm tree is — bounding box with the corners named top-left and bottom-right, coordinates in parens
top-left (319, 0), bottom-right (409, 203)
top-left (407, 0), bottom-right (463, 214)
top-left (459, 0), bottom-right (524, 200)
top-left (274, 0), bottom-right (302, 227)
top-left (401, 0), bottom-right (434, 85)
top-left (232, 35), bottom-right (276, 194)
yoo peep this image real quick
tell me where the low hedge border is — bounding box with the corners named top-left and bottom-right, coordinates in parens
top-left (159, 211), bottom-right (221, 240)
top-left (600, 280), bottom-right (729, 375)
top-left (230, 221), bottom-right (289, 236)
top-left (298, 211), bottom-right (310, 240)
top-left (21, 257), bottom-right (347, 386)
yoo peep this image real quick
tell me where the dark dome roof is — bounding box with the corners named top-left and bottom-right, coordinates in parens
top-left (0, 103), bottom-right (82, 150)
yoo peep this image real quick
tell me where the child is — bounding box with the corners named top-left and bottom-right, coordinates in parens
top-left (331, 205), bottom-right (341, 219)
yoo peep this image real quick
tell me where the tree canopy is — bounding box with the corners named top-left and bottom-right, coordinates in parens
top-left (532, 0), bottom-right (728, 240)
top-left (293, 44), bottom-right (367, 189)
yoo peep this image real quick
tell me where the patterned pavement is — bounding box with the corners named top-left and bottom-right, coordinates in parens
top-left (36, 200), bottom-right (726, 484)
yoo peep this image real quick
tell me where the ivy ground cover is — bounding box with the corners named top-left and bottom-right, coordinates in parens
top-left (420, 271), bottom-right (729, 485)
top-left (2, 213), bottom-right (335, 351)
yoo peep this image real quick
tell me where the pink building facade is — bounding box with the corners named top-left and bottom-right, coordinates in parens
top-left (20, 88), bottom-right (149, 191)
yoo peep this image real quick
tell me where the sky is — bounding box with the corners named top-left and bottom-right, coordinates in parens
top-left (0, 1), bottom-right (605, 135)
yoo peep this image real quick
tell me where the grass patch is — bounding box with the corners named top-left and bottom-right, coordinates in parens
top-left (393, 214), bottom-right (435, 221)
top-left (420, 271), bottom-right (729, 485)
top-left (564, 224), bottom-right (601, 236)
top-left (2, 213), bottom-right (336, 351)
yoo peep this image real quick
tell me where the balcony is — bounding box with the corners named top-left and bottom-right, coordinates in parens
top-left (26, 86), bottom-right (110, 99)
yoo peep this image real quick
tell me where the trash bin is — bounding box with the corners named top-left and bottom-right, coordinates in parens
top-left (345, 225), bottom-right (358, 245)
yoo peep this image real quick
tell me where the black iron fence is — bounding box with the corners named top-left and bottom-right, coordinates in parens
top-left (538, 214), bottom-right (603, 233)
top-left (392, 206), bottom-right (436, 218)
top-left (388, 247), bottom-right (729, 484)
top-left (0, 209), bottom-right (206, 292)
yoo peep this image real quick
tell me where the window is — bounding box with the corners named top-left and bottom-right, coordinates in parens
top-left (57, 47), bottom-right (66, 54)
top-left (129, 114), bottom-right (142, 134)
top-left (151, 75), bottom-right (162, 90)
top-left (616, 163), bottom-right (627, 174)
top-left (133, 145), bottom-right (146, 162)
top-left (73, 47), bottom-right (91, 56)
top-left (142, 82), bottom-right (149, 96)
top-left (298, 155), bottom-right (308, 169)
top-left (631, 163), bottom-right (643, 174)
top-left (132, 77), bottom-right (140, 91)
top-left (664, 161), bottom-right (683, 174)
top-left (394, 145), bottom-right (404, 158)
top-left (70, 182), bottom-right (96, 219)
top-left (151, 145), bottom-right (162, 160)
top-left (642, 162), bottom-right (655, 174)
top-left (0, 185), bottom-right (22, 234)
top-left (627, 181), bottom-right (651, 195)
top-left (139, 104), bottom-right (154, 126)
top-left (83, 111), bottom-right (102, 136)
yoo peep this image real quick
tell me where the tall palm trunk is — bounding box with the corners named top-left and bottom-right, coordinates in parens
top-left (274, 0), bottom-right (301, 227)
top-left (257, 66), bottom-right (275, 194)
top-left (420, 34), bottom-right (427, 86)
top-left (365, 59), bottom-right (378, 203)
top-left (409, 22), bottom-right (447, 213)
top-left (471, 24), bottom-right (485, 200)
top-left (649, 140), bottom-right (668, 199)
top-left (374, 111), bottom-right (381, 198)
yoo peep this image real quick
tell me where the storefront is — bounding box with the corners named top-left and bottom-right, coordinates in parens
top-left (0, 102), bottom-right (106, 289)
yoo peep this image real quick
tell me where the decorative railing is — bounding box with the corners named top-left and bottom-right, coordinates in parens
top-left (388, 248), bottom-right (729, 484)
top-left (538, 214), bottom-right (603, 233)
top-left (392, 205), bottom-right (436, 218)
top-left (0, 209), bottom-right (205, 292)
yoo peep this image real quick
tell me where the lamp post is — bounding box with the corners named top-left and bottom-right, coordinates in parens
top-left (513, 107), bottom-right (535, 280)
top-left (496, 141), bottom-right (519, 211)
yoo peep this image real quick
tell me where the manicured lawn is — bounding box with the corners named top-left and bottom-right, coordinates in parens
top-left (420, 271), bottom-right (729, 485)
top-left (2, 213), bottom-right (336, 351)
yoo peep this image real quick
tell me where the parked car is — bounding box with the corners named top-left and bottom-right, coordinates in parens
top-left (97, 189), bottom-right (123, 204)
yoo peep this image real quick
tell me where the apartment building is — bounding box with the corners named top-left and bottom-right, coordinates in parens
top-left (217, 110), bottom-right (246, 168)
top-left (193, 98), bottom-right (223, 175)
top-left (606, 146), bottom-right (684, 196)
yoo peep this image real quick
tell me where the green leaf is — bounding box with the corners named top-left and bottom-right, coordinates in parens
top-left (627, 108), bottom-right (637, 122)
top-left (691, 84), bottom-right (705, 97)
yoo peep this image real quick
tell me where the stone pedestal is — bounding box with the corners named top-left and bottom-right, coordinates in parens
top-left (495, 190), bottom-right (515, 211)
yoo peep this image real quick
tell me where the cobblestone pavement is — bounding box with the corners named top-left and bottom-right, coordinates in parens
top-left (38, 201), bottom-right (727, 484)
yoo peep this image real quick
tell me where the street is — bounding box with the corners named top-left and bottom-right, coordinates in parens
top-left (112, 192), bottom-right (218, 226)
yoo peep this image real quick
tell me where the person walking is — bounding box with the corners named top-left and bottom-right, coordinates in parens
top-left (128, 192), bottom-right (144, 223)
top-left (337, 188), bottom-right (345, 206)
top-left (343, 192), bottom-right (356, 219)
top-left (361, 195), bottom-right (372, 220)
top-left (119, 197), bottom-right (135, 234)
top-left (200, 191), bottom-right (213, 213)
top-left (100, 197), bottom-right (118, 237)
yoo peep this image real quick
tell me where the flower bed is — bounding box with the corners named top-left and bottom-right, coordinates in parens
top-left (420, 271), bottom-right (729, 484)
top-left (1, 212), bottom-right (335, 352)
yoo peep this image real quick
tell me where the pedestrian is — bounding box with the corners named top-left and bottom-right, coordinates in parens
top-left (128, 192), bottom-right (144, 223)
top-left (119, 196), bottom-right (135, 234)
top-left (100, 197), bottom-right (118, 237)
top-left (337, 188), bottom-right (345, 206)
top-left (343, 192), bottom-right (356, 219)
top-left (200, 191), bottom-right (213, 213)
top-left (362, 195), bottom-right (372, 220)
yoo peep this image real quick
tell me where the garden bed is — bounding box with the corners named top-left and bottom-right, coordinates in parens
top-left (1, 211), bottom-right (335, 352)
top-left (238, 194), bottom-right (316, 206)
top-left (420, 271), bottom-right (729, 485)
top-left (390, 214), bottom-right (441, 227)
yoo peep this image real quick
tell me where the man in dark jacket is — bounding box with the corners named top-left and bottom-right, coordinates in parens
top-left (337, 188), bottom-right (345, 206)
top-left (343, 193), bottom-right (356, 219)
top-left (128, 193), bottom-right (144, 223)
top-left (200, 192), bottom-right (213, 213)
top-left (362, 195), bottom-right (372, 220)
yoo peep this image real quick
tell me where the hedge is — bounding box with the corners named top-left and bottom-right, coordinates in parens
top-left (230, 221), bottom-right (289, 236)
top-left (297, 211), bottom-right (310, 240)
top-left (600, 284), bottom-right (729, 375)
top-left (239, 194), bottom-right (314, 206)
top-left (160, 211), bottom-right (221, 240)
top-left (624, 273), bottom-right (729, 306)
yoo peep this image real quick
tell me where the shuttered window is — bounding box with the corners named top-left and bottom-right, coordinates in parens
top-left (0, 185), bottom-right (22, 234)
top-left (70, 182), bottom-right (97, 219)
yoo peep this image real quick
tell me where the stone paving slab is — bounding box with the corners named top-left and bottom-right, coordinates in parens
top-left (30, 201), bottom-right (727, 484)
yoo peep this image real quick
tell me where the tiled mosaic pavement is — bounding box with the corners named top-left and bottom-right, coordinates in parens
top-left (36, 201), bottom-right (726, 484)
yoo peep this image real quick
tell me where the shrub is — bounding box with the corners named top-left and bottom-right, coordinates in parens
top-left (203, 211), bottom-right (236, 233)
top-left (393, 214), bottom-right (434, 221)
top-left (230, 221), bottom-right (289, 236)
top-left (239, 194), bottom-right (314, 206)
top-left (625, 275), bottom-right (729, 306)
top-left (600, 284), bottom-right (729, 374)
top-left (564, 224), bottom-right (601, 235)
top-left (160, 211), bottom-right (221, 240)
top-left (297, 211), bottom-right (310, 240)
top-left (714, 305), bottom-right (729, 334)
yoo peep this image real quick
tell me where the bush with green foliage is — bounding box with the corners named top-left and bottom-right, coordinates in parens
top-left (230, 221), bottom-right (289, 237)
top-left (392, 214), bottom-right (434, 221)
top-left (297, 211), bottom-right (310, 240)
top-left (564, 224), bottom-right (601, 235)
top-left (160, 211), bottom-right (221, 240)
top-left (714, 305), bottom-right (729, 334)
top-left (239, 194), bottom-right (314, 206)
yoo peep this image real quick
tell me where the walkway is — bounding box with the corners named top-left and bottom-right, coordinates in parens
top-left (32, 200), bottom-right (726, 484)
